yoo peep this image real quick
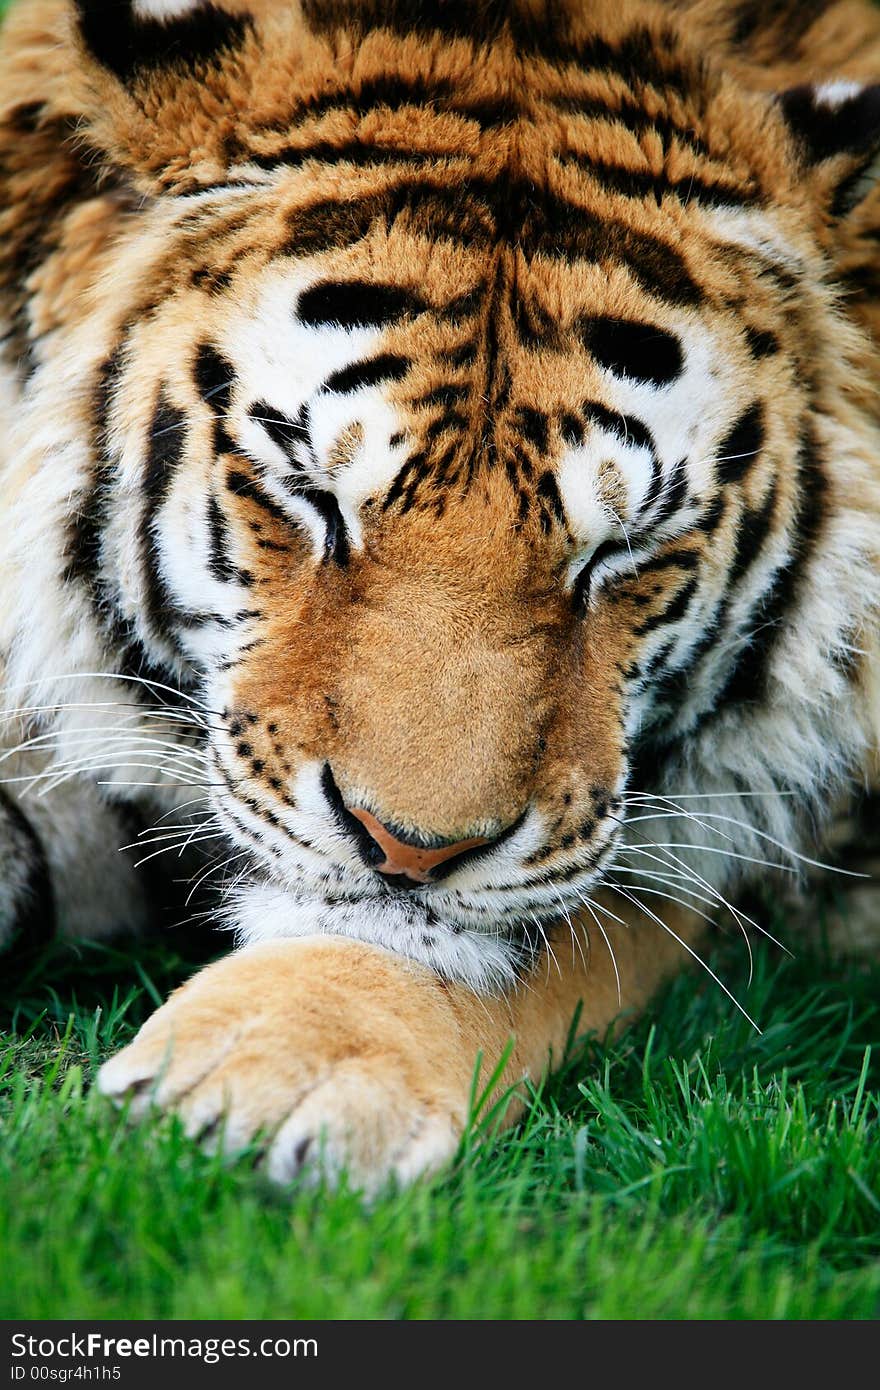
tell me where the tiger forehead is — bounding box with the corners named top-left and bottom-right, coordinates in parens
top-left (120, 3), bottom-right (799, 545)
top-left (180, 2), bottom-right (785, 210)
top-left (127, 0), bottom-right (798, 275)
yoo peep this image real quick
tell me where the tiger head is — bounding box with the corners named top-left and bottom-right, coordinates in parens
top-left (5, 0), bottom-right (880, 984)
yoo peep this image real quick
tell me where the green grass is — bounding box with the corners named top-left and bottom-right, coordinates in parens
top-left (1, 927), bottom-right (878, 1320)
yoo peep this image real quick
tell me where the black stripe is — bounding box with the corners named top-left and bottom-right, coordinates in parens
top-left (66, 349), bottom-right (124, 599)
top-left (234, 90), bottom-right (526, 168)
top-left (510, 445), bottom-right (534, 483)
top-left (560, 154), bottom-right (759, 209)
top-left (729, 481), bottom-right (778, 587)
top-left (549, 94), bottom-right (712, 160)
top-left (432, 442), bottom-right (460, 487)
top-left (413, 383), bottom-right (470, 411)
top-left (696, 495), bottom-right (726, 534)
top-left (226, 468), bottom-right (295, 526)
top-left (636, 576), bottom-right (699, 635)
top-left (536, 470), bottom-right (567, 531)
top-left (381, 449), bottom-right (430, 513)
top-left (716, 402), bottom-right (764, 485)
top-left (194, 343), bottom-right (237, 454)
top-left (582, 402), bottom-right (656, 454)
top-left (74, 1), bottom-right (251, 84)
top-left (639, 455), bottom-right (664, 518)
top-left (640, 548), bottom-right (701, 574)
top-left (277, 73), bottom-right (523, 131)
top-left (579, 317), bottom-right (684, 387)
top-left (424, 410), bottom-right (469, 443)
top-left (248, 402), bottom-right (309, 461)
top-left (141, 391), bottom-right (188, 651)
top-left (0, 112), bottom-right (106, 379)
top-left (266, 461), bottom-right (350, 565)
top-left (744, 326), bottom-right (780, 359)
top-left (515, 407), bottom-right (550, 453)
top-left (440, 287), bottom-right (485, 323)
top-left (652, 460), bottom-right (690, 527)
top-left (572, 537), bottom-right (630, 613)
top-left (65, 350), bottom-right (191, 690)
top-left (672, 483), bottom-right (778, 708)
top-left (559, 412), bottom-right (585, 447)
top-left (324, 354), bottom-right (409, 394)
top-left (303, 7), bottom-right (698, 97)
top-left (286, 186), bottom-right (477, 257)
top-left (297, 279), bottom-right (426, 329)
top-left (779, 83), bottom-right (880, 166)
top-left (207, 494), bottom-right (240, 584)
top-left (229, 454), bottom-right (348, 566)
top-left (730, 0), bottom-right (829, 49)
top-left (441, 340), bottom-right (478, 368)
top-left (238, 140), bottom-right (439, 172)
top-left (308, 491), bottom-right (349, 567)
top-left (717, 423), bottom-right (826, 706)
top-left (116, 642), bottom-right (195, 705)
top-left (278, 74), bottom-right (457, 128)
top-left (511, 290), bottom-right (564, 351)
top-left (535, 26), bottom-right (699, 98)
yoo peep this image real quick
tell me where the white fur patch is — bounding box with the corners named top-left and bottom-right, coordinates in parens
top-left (132, 0), bottom-right (206, 20)
top-left (223, 265), bottom-right (413, 554)
top-left (226, 879), bottom-right (525, 993)
top-left (813, 80), bottom-right (864, 111)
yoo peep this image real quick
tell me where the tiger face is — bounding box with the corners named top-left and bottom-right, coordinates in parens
top-left (6, 0), bottom-right (880, 985)
top-left (182, 216), bottom-right (787, 982)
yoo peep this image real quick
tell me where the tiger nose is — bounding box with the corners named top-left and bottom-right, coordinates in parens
top-left (348, 806), bottom-right (490, 885)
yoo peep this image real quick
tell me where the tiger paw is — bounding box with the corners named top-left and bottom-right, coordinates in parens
top-left (97, 937), bottom-right (474, 1194)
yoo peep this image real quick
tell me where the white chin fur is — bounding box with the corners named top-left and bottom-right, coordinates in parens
top-left (224, 880), bottom-right (525, 993)
top-left (133, 0), bottom-right (207, 20)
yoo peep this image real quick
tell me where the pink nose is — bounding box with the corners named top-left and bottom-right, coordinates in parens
top-left (348, 807), bottom-right (489, 884)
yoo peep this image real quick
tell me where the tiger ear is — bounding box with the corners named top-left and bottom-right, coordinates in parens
top-left (74, 0), bottom-right (252, 85)
top-left (778, 81), bottom-right (880, 216)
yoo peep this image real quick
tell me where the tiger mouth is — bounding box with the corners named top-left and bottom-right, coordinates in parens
top-left (217, 809), bottom-right (621, 936)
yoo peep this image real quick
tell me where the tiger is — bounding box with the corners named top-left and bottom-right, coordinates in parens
top-left (0, 0), bottom-right (879, 1194)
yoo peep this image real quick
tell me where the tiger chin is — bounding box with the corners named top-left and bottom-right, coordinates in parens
top-left (1, 0), bottom-right (879, 1195)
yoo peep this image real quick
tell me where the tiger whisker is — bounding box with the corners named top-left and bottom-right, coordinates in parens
top-left (575, 891), bottom-right (621, 1005)
top-left (25, 755), bottom-right (212, 796)
top-left (550, 895), bottom-right (590, 975)
top-left (623, 789), bottom-right (798, 801)
top-left (141, 793), bottom-right (219, 828)
top-left (607, 878), bottom-right (718, 928)
top-left (626, 799), bottom-right (863, 878)
top-left (0, 671), bottom-right (218, 717)
top-left (186, 847), bottom-right (253, 905)
top-left (0, 726), bottom-right (211, 769)
top-left (132, 830), bottom-right (228, 871)
top-left (123, 817), bottom-right (224, 852)
top-left (612, 840), bottom-right (792, 956)
top-left (606, 884), bottom-right (762, 1033)
top-left (0, 699), bottom-right (216, 736)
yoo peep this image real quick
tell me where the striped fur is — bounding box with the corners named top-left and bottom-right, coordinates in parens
top-left (0, 1), bottom-right (879, 1180)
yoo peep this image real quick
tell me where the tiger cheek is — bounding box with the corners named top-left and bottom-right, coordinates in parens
top-left (223, 563), bottom-right (349, 769)
top-left (551, 617), bottom-right (632, 793)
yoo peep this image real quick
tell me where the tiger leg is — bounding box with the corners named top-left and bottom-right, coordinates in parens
top-left (98, 899), bottom-right (703, 1193)
top-left (0, 773), bottom-right (154, 952)
top-left (809, 788), bottom-right (880, 958)
top-left (0, 785), bottom-right (55, 950)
